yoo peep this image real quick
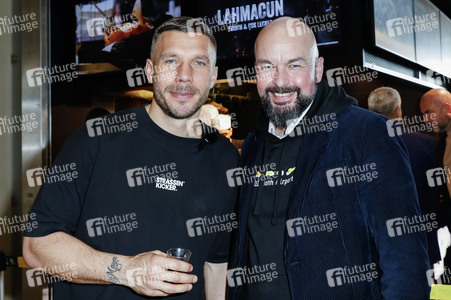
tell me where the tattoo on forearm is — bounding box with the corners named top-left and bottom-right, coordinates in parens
top-left (106, 256), bottom-right (122, 283)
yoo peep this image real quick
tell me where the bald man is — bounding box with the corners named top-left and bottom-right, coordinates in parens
top-left (228, 18), bottom-right (430, 299)
top-left (420, 89), bottom-right (451, 196)
top-left (368, 87), bottom-right (442, 268)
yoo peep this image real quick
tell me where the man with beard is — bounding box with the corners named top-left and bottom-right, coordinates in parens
top-left (23, 17), bottom-right (239, 299)
top-left (227, 17), bottom-right (429, 299)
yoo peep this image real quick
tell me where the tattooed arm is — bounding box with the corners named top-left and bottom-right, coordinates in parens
top-left (23, 232), bottom-right (198, 297)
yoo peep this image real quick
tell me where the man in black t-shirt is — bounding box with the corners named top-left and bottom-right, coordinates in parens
top-left (23, 17), bottom-right (239, 300)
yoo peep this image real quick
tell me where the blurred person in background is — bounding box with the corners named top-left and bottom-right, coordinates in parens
top-left (368, 86), bottom-right (442, 269)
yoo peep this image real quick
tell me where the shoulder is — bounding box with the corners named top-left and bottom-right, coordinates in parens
top-left (338, 105), bottom-right (387, 124)
top-left (336, 106), bottom-right (391, 136)
top-left (210, 134), bottom-right (240, 165)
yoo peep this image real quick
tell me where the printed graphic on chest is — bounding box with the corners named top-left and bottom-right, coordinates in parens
top-left (254, 166), bottom-right (296, 187)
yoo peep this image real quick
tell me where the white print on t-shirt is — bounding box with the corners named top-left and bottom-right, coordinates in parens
top-left (155, 177), bottom-right (185, 191)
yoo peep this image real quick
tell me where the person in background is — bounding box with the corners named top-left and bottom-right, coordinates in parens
top-left (228, 17), bottom-right (430, 299)
top-left (23, 17), bottom-right (239, 300)
top-left (420, 88), bottom-right (451, 279)
top-left (420, 89), bottom-right (451, 196)
top-left (368, 86), bottom-right (442, 268)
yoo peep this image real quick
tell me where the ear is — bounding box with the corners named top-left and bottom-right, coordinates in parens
top-left (444, 103), bottom-right (451, 118)
top-left (395, 106), bottom-right (402, 119)
top-left (145, 59), bottom-right (154, 84)
top-left (315, 57), bottom-right (324, 83)
top-left (209, 66), bottom-right (218, 89)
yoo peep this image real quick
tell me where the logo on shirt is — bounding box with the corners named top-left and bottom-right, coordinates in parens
top-left (286, 213), bottom-right (338, 237)
top-left (86, 113), bottom-right (138, 137)
top-left (225, 163), bottom-right (286, 187)
top-left (26, 263), bottom-right (78, 287)
top-left (26, 163), bottom-right (78, 187)
top-left (186, 213), bottom-right (238, 237)
top-left (386, 213), bottom-right (438, 237)
top-left (86, 213), bottom-right (138, 237)
top-left (125, 163), bottom-right (180, 190)
top-left (326, 263), bottom-right (378, 287)
top-left (154, 177), bottom-right (185, 191)
top-left (227, 263), bottom-right (278, 287)
top-left (326, 163), bottom-right (378, 187)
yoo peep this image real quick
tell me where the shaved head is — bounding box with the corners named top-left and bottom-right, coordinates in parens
top-left (421, 89), bottom-right (451, 107)
top-left (254, 17), bottom-right (324, 128)
top-left (420, 89), bottom-right (451, 132)
top-left (255, 17), bottom-right (319, 67)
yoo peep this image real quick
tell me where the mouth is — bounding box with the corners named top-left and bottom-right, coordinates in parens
top-left (269, 91), bottom-right (297, 105)
top-left (169, 91), bottom-right (196, 100)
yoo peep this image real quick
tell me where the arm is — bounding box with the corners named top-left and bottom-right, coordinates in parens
top-left (358, 115), bottom-right (430, 299)
top-left (204, 262), bottom-right (227, 300)
top-left (23, 232), bottom-right (197, 297)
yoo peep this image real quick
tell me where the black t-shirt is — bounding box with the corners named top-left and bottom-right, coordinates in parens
top-left (24, 105), bottom-right (240, 300)
top-left (241, 131), bottom-right (302, 300)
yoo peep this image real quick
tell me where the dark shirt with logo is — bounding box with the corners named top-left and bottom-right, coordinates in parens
top-left (240, 130), bottom-right (303, 300)
top-left (24, 105), bottom-right (239, 300)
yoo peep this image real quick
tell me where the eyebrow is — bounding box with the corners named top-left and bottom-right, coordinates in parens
top-left (256, 57), bottom-right (309, 65)
top-left (255, 59), bottom-right (273, 65)
top-left (287, 57), bottom-right (308, 64)
top-left (161, 52), bottom-right (210, 63)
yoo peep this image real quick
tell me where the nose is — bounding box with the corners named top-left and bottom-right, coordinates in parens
top-left (423, 114), bottom-right (431, 123)
top-left (273, 67), bottom-right (289, 87)
top-left (176, 62), bottom-right (193, 84)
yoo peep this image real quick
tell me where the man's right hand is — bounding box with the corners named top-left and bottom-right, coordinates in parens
top-left (23, 234), bottom-right (197, 297)
top-left (124, 250), bottom-right (198, 297)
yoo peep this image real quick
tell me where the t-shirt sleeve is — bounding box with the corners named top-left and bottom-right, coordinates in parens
top-left (23, 125), bottom-right (99, 237)
top-left (205, 142), bottom-right (240, 263)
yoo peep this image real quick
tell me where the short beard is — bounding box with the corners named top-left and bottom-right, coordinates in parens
top-left (260, 83), bottom-right (318, 128)
top-left (153, 82), bottom-right (210, 119)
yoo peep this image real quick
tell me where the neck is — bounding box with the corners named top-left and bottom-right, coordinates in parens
top-left (274, 126), bottom-right (286, 137)
top-left (146, 103), bottom-right (201, 138)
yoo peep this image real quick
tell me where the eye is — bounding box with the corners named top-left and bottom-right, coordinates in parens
top-left (289, 64), bottom-right (302, 69)
top-left (194, 60), bottom-right (206, 66)
top-left (258, 64), bottom-right (274, 71)
top-left (165, 59), bottom-right (176, 64)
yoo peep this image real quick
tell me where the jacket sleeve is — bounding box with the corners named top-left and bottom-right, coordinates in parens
top-left (357, 114), bottom-right (431, 299)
